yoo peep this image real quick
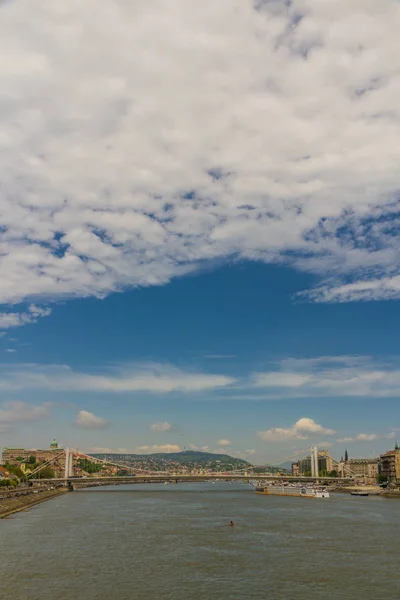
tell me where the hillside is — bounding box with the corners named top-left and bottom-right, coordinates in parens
top-left (90, 450), bottom-right (252, 471)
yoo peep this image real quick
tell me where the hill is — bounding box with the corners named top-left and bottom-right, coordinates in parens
top-left (90, 450), bottom-right (252, 471)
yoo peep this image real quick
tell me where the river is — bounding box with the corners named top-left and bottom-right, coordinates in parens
top-left (0, 482), bottom-right (399, 600)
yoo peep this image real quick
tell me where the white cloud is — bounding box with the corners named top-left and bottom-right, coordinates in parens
top-left (75, 410), bottom-right (108, 429)
top-left (0, 1), bottom-right (399, 307)
top-left (305, 276), bottom-right (400, 303)
top-left (258, 427), bottom-right (309, 443)
top-left (135, 444), bottom-right (181, 454)
top-left (188, 445), bottom-right (210, 451)
top-left (0, 400), bottom-right (51, 423)
top-left (205, 355), bottom-right (237, 359)
top-left (6, 349), bottom-right (16, 353)
top-left (150, 421), bottom-right (172, 432)
top-left (258, 417), bottom-right (335, 443)
top-left (217, 439), bottom-right (231, 446)
top-left (0, 362), bottom-right (235, 394)
top-left (0, 425), bottom-right (13, 433)
top-left (0, 305), bottom-right (51, 329)
top-left (337, 433), bottom-right (378, 443)
top-left (251, 355), bottom-right (400, 399)
top-left (294, 418), bottom-right (336, 436)
top-left (88, 446), bottom-right (132, 454)
top-left (253, 373), bottom-right (311, 388)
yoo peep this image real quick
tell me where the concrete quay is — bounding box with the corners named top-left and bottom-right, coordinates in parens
top-left (0, 487), bottom-right (69, 519)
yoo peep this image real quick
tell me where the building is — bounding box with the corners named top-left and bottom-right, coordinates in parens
top-left (345, 458), bottom-right (379, 480)
top-left (0, 466), bottom-right (10, 479)
top-left (295, 450), bottom-right (333, 476)
top-left (318, 450), bottom-right (333, 473)
top-left (1, 440), bottom-right (67, 478)
top-left (297, 457), bottom-right (312, 475)
top-left (380, 447), bottom-right (400, 482)
top-left (291, 462), bottom-right (299, 476)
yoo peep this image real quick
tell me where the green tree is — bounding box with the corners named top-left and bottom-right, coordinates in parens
top-left (0, 478), bottom-right (17, 487)
top-left (77, 459), bottom-right (103, 474)
top-left (29, 455), bottom-right (37, 465)
top-left (36, 466), bottom-right (55, 479)
top-left (4, 463), bottom-right (24, 478)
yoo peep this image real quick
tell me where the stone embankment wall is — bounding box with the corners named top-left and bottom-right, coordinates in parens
top-left (0, 487), bottom-right (69, 518)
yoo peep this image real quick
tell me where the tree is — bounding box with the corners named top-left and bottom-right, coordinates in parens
top-left (0, 478), bottom-right (17, 487)
top-left (4, 463), bottom-right (24, 478)
top-left (29, 455), bottom-right (37, 464)
top-left (37, 466), bottom-right (55, 479)
top-left (345, 449), bottom-right (348, 462)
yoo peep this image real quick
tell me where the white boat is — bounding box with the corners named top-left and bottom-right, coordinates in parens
top-left (255, 484), bottom-right (329, 498)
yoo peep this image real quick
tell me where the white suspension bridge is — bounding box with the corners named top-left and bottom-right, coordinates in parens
top-left (26, 446), bottom-right (360, 488)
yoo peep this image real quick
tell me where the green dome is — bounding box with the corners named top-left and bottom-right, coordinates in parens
top-left (50, 438), bottom-right (58, 450)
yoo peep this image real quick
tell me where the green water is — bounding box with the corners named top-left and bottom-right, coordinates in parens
top-left (0, 483), bottom-right (399, 600)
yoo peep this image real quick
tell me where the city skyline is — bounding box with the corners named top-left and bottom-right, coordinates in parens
top-left (1, 0), bottom-right (400, 464)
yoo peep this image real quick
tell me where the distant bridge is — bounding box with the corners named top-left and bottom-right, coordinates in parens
top-left (26, 445), bottom-right (361, 489)
top-left (30, 473), bottom-right (354, 488)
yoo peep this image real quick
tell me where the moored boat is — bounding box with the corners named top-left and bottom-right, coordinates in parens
top-left (255, 484), bottom-right (329, 498)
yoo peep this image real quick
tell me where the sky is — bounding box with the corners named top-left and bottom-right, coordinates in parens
top-left (0, 0), bottom-right (400, 464)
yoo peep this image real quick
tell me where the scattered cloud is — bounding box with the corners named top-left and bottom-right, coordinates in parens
top-left (135, 444), bottom-right (181, 454)
top-left (6, 349), bottom-right (16, 353)
top-left (305, 276), bottom-right (400, 304)
top-left (205, 355), bottom-right (237, 360)
top-left (0, 425), bottom-right (13, 433)
top-left (88, 446), bottom-right (132, 454)
top-left (250, 355), bottom-right (400, 399)
top-left (0, 1), bottom-right (399, 307)
top-left (0, 305), bottom-right (51, 329)
top-left (295, 418), bottom-right (336, 436)
top-left (150, 421), bottom-right (172, 432)
top-left (217, 439), bottom-right (231, 446)
top-left (0, 400), bottom-right (51, 423)
top-left (0, 362), bottom-right (235, 394)
top-left (75, 410), bottom-right (108, 429)
top-left (188, 445), bottom-right (210, 452)
top-left (258, 417), bottom-right (335, 443)
top-left (336, 432), bottom-right (392, 443)
top-left (258, 428), bottom-right (309, 443)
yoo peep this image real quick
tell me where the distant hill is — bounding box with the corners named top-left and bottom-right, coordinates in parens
top-left (90, 450), bottom-right (252, 470)
top-left (90, 450), bottom-right (288, 473)
top-left (151, 450), bottom-right (251, 465)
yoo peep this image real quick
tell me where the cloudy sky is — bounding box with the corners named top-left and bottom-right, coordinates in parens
top-left (0, 0), bottom-right (399, 463)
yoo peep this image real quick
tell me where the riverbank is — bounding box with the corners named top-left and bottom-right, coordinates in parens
top-left (0, 487), bottom-right (69, 519)
top-left (332, 485), bottom-right (382, 495)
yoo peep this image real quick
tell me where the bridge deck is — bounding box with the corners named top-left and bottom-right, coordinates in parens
top-left (31, 474), bottom-right (353, 485)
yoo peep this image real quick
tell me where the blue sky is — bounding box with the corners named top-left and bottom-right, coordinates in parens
top-left (1, 0), bottom-right (400, 464)
top-left (1, 262), bottom-right (399, 463)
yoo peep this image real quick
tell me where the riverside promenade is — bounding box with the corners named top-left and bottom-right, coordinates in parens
top-left (0, 487), bottom-right (68, 519)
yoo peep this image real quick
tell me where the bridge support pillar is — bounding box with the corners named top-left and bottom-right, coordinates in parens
top-left (64, 448), bottom-right (73, 478)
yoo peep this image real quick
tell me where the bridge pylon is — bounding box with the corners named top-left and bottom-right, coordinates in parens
top-left (64, 448), bottom-right (73, 478)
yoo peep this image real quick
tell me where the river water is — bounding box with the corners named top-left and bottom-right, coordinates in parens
top-left (0, 482), bottom-right (399, 600)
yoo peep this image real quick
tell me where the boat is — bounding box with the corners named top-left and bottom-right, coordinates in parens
top-left (351, 491), bottom-right (369, 497)
top-left (255, 484), bottom-right (329, 499)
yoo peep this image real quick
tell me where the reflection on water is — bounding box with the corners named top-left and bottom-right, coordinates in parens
top-left (1, 482), bottom-right (399, 600)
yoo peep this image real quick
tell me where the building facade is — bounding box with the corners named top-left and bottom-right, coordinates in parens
top-left (380, 448), bottom-right (400, 482)
top-left (295, 450), bottom-right (333, 475)
top-left (345, 458), bottom-right (379, 479)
